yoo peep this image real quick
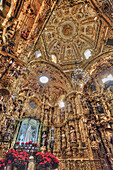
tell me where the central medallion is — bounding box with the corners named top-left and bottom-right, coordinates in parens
top-left (58, 20), bottom-right (78, 40)
top-left (62, 24), bottom-right (73, 36)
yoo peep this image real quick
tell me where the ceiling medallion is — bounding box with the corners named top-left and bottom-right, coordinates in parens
top-left (62, 24), bottom-right (73, 36)
top-left (58, 19), bottom-right (78, 41)
top-left (71, 66), bottom-right (89, 86)
top-left (39, 76), bottom-right (49, 84)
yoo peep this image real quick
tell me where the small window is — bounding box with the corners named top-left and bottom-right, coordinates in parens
top-left (102, 74), bottom-right (113, 83)
top-left (58, 95), bottom-right (65, 108)
top-left (82, 142), bottom-right (86, 147)
top-left (84, 49), bottom-right (91, 59)
top-left (51, 54), bottom-right (57, 63)
top-left (59, 99), bottom-right (65, 108)
top-left (35, 50), bottom-right (42, 58)
top-left (29, 101), bottom-right (37, 109)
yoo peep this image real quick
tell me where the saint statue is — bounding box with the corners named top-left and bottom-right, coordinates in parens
top-left (42, 131), bottom-right (47, 146)
top-left (20, 133), bottom-right (24, 142)
top-left (96, 102), bottom-right (104, 114)
top-left (60, 108), bottom-right (65, 122)
top-left (24, 125), bottom-right (32, 142)
top-left (62, 130), bottom-right (66, 149)
top-left (110, 135), bottom-right (113, 145)
top-left (70, 126), bottom-right (76, 143)
top-left (67, 102), bottom-right (73, 113)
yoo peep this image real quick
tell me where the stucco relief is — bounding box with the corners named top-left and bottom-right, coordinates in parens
top-left (43, 3), bottom-right (100, 64)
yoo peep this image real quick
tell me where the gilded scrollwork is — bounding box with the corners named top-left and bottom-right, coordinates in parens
top-left (0, 0), bottom-right (113, 169)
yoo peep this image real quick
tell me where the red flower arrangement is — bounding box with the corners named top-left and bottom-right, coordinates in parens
top-left (45, 152), bottom-right (59, 169)
top-left (5, 149), bottom-right (18, 164)
top-left (24, 141), bottom-right (39, 147)
top-left (15, 141), bottom-right (39, 147)
top-left (21, 142), bottom-right (24, 145)
top-left (32, 143), bottom-right (38, 146)
top-left (35, 152), bottom-right (59, 169)
top-left (15, 142), bottom-right (20, 145)
top-left (29, 141), bottom-right (32, 144)
top-left (35, 152), bottom-right (44, 164)
top-left (5, 149), bottom-right (29, 169)
top-left (0, 159), bottom-right (5, 170)
top-left (35, 152), bottom-right (51, 169)
top-left (25, 142), bottom-right (29, 145)
top-left (38, 156), bottom-right (51, 169)
top-left (12, 151), bottom-right (28, 169)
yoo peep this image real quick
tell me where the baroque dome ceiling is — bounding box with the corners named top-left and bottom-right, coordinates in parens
top-left (0, 0), bottom-right (113, 102)
top-left (43, 3), bottom-right (100, 64)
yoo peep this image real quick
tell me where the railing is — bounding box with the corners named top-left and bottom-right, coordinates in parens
top-left (14, 144), bottom-right (39, 156)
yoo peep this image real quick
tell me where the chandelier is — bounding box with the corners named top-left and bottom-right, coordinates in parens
top-left (48, 125), bottom-right (56, 154)
top-left (71, 65), bottom-right (89, 86)
top-left (48, 107), bottom-right (56, 153)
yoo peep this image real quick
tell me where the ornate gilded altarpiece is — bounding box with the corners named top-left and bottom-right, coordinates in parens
top-left (0, 0), bottom-right (113, 169)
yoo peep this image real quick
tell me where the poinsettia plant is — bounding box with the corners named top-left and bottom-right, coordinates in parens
top-left (5, 149), bottom-right (29, 169)
top-left (32, 143), bottom-right (38, 146)
top-left (13, 151), bottom-right (28, 169)
top-left (0, 159), bottom-right (5, 170)
top-left (21, 142), bottom-right (24, 145)
top-left (38, 156), bottom-right (51, 169)
top-left (45, 152), bottom-right (59, 169)
top-left (15, 141), bottom-right (39, 147)
top-left (5, 149), bottom-right (18, 164)
top-left (35, 152), bottom-right (59, 169)
top-left (35, 152), bottom-right (44, 164)
top-left (35, 152), bottom-right (51, 169)
top-left (29, 141), bottom-right (32, 145)
top-left (25, 141), bottom-right (38, 146)
top-left (25, 142), bottom-right (29, 145)
top-left (15, 142), bottom-right (20, 145)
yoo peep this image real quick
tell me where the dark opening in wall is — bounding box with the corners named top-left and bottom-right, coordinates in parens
top-left (106, 39), bottom-right (113, 46)
top-left (0, 104), bottom-right (2, 111)
top-left (6, 1), bottom-right (11, 7)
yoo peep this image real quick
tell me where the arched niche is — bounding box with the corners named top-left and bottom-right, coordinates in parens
top-left (26, 60), bottom-right (73, 104)
top-left (16, 118), bottom-right (40, 144)
top-left (0, 88), bottom-right (10, 96)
